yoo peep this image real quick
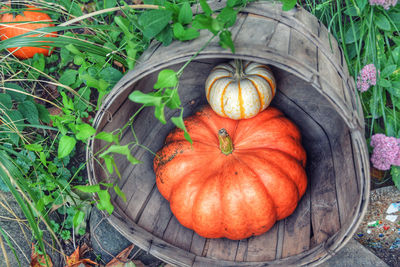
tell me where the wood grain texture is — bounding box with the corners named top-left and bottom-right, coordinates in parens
top-left (86, 1), bottom-right (369, 266)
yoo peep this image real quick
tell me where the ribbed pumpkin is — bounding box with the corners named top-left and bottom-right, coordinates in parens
top-left (153, 106), bottom-right (307, 240)
top-left (205, 60), bottom-right (276, 120)
top-left (0, 4), bottom-right (55, 59)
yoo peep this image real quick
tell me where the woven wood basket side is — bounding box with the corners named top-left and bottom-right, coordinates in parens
top-left (86, 1), bottom-right (369, 266)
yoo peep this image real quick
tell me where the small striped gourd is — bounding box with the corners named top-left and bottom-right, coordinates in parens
top-left (205, 60), bottom-right (276, 120)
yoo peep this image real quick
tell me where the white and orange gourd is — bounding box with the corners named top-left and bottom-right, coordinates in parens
top-left (205, 60), bottom-right (276, 120)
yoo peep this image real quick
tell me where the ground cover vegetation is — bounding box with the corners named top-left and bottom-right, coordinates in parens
top-left (0, 0), bottom-right (398, 265)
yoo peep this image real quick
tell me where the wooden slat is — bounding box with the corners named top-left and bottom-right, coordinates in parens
top-left (234, 14), bottom-right (277, 48)
top-left (246, 223), bottom-right (279, 261)
top-left (282, 188), bottom-right (311, 258)
top-left (293, 8), bottom-right (320, 36)
top-left (318, 51), bottom-right (344, 99)
top-left (163, 216), bottom-right (194, 251)
top-left (206, 238), bottom-right (238, 261)
top-left (137, 189), bottom-right (172, 238)
top-left (190, 234), bottom-right (207, 256)
top-left (318, 22), bottom-right (341, 64)
top-left (289, 29), bottom-right (318, 71)
top-left (332, 131), bottom-right (360, 227)
top-left (235, 239), bottom-right (248, 262)
top-left (267, 23), bottom-right (291, 54)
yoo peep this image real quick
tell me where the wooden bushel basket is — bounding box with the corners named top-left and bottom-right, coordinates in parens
top-left (87, 1), bottom-right (370, 266)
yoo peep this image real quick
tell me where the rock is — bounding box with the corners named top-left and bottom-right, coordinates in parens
top-left (0, 192), bottom-right (62, 266)
top-left (89, 207), bottom-right (163, 266)
top-left (323, 238), bottom-right (389, 267)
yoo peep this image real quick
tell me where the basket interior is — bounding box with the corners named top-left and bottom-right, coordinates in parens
top-left (91, 58), bottom-right (361, 262)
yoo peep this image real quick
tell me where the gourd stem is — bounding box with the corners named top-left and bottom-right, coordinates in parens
top-left (218, 128), bottom-right (234, 155)
top-left (233, 59), bottom-right (244, 80)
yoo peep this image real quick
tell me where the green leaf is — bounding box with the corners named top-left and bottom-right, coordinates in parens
top-left (97, 190), bottom-right (114, 215)
top-left (75, 184), bottom-right (101, 193)
top-left (25, 143), bottom-right (43, 152)
top-left (74, 55), bottom-right (84, 65)
top-left (156, 25), bottom-right (174, 46)
top-left (376, 13), bottom-right (391, 31)
top-left (171, 115), bottom-right (186, 130)
top-left (281, 0), bottom-right (297, 11)
top-left (4, 83), bottom-right (26, 102)
top-left (154, 69), bottom-right (178, 89)
top-left (59, 70), bottom-right (78, 86)
top-left (60, 92), bottom-right (74, 112)
top-left (155, 102), bottom-right (166, 124)
top-left (173, 23), bottom-right (200, 41)
top-left (75, 123), bottom-right (96, 141)
top-left (95, 132), bottom-right (114, 143)
top-left (381, 64), bottom-right (397, 78)
top-left (391, 166), bottom-right (400, 191)
top-left (100, 145), bottom-right (141, 165)
top-left (379, 79), bottom-right (391, 87)
top-left (35, 103), bottom-right (50, 124)
top-left (344, 21), bottom-right (362, 44)
top-left (73, 210), bottom-right (85, 228)
top-left (99, 67), bottom-right (123, 88)
top-left (219, 30), bottom-right (235, 53)
top-left (217, 7), bottom-right (237, 28)
top-left (18, 101), bottom-right (39, 125)
top-left (39, 152), bottom-right (47, 167)
top-left (58, 135), bottom-right (76, 159)
top-left (129, 91), bottom-right (162, 106)
top-left (171, 115), bottom-right (192, 144)
top-left (102, 155), bottom-right (114, 174)
top-left (200, 0), bottom-right (212, 16)
top-left (356, 0), bottom-right (367, 12)
top-left (0, 94), bottom-right (12, 110)
top-left (114, 185), bottom-right (126, 202)
top-left (104, 0), bottom-right (117, 8)
top-left (193, 14), bottom-right (213, 31)
top-left (227, 0), bottom-right (240, 7)
top-left (178, 1), bottom-right (193, 25)
top-left (66, 44), bottom-right (83, 55)
top-left (165, 89), bottom-right (181, 109)
top-left (32, 54), bottom-right (45, 79)
top-left (139, 9), bottom-right (173, 38)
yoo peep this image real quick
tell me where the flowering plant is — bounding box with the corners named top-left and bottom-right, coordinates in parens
top-left (304, 0), bottom-right (400, 188)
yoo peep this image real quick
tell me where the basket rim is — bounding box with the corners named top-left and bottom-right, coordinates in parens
top-left (86, 1), bottom-right (370, 265)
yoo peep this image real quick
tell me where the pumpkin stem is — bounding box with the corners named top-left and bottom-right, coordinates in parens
top-left (218, 128), bottom-right (234, 155)
top-left (233, 59), bottom-right (244, 80)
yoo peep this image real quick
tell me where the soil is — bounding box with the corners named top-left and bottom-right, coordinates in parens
top-left (355, 185), bottom-right (400, 267)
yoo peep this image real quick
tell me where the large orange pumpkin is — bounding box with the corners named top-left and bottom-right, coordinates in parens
top-left (0, 5), bottom-right (55, 59)
top-left (153, 106), bottom-right (307, 240)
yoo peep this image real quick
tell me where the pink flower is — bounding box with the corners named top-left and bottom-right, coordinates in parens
top-left (357, 64), bottom-right (377, 92)
top-left (370, 134), bottom-right (400, 170)
top-left (369, 0), bottom-right (398, 9)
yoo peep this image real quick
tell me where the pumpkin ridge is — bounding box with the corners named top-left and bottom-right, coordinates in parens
top-left (236, 145), bottom-right (306, 167)
top-left (234, 153), bottom-right (301, 220)
top-left (231, 154), bottom-right (278, 208)
top-left (245, 77), bottom-right (264, 112)
top-left (206, 75), bottom-right (231, 101)
top-left (220, 81), bottom-right (232, 117)
top-left (237, 80), bottom-right (245, 118)
top-left (230, 154), bottom-right (278, 230)
top-left (253, 74), bottom-right (276, 95)
top-left (192, 172), bottom-right (224, 238)
top-left (237, 148), bottom-right (306, 197)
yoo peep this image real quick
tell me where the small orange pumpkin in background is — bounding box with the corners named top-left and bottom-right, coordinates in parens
top-left (0, 4), bottom-right (56, 59)
top-left (205, 60), bottom-right (276, 120)
top-left (153, 106), bottom-right (307, 240)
